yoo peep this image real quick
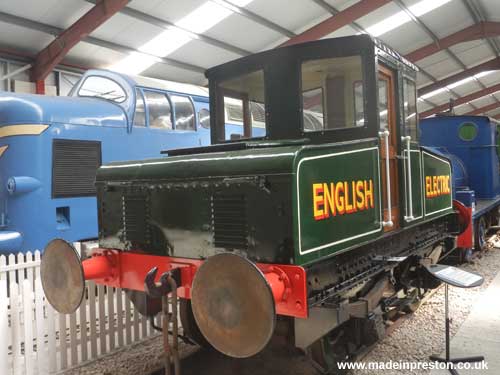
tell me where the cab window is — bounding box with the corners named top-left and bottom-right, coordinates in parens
top-left (217, 69), bottom-right (267, 141)
top-left (171, 94), bottom-right (195, 131)
top-left (301, 56), bottom-right (365, 132)
top-left (144, 90), bottom-right (172, 129)
top-left (133, 89), bottom-right (146, 127)
top-left (403, 78), bottom-right (418, 140)
top-left (78, 76), bottom-right (126, 103)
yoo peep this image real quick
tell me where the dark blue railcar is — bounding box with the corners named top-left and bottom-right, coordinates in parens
top-left (420, 115), bottom-right (500, 251)
top-left (0, 69), bottom-right (213, 253)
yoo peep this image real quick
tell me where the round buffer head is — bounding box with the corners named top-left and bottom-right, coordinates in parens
top-left (191, 253), bottom-right (276, 358)
top-left (41, 239), bottom-right (85, 314)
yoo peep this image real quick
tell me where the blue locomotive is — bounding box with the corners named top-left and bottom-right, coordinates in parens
top-left (0, 69), bottom-right (214, 253)
top-left (420, 115), bottom-right (500, 252)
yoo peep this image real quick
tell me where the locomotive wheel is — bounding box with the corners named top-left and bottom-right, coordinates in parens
top-left (475, 217), bottom-right (488, 251)
top-left (402, 289), bottom-right (422, 313)
top-left (179, 298), bottom-right (211, 348)
top-left (309, 330), bottom-right (349, 374)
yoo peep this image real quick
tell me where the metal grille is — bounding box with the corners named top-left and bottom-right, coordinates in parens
top-left (52, 139), bottom-right (101, 198)
top-left (211, 194), bottom-right (248, 249)
top-left (122, 194), bottom-right (149, 245)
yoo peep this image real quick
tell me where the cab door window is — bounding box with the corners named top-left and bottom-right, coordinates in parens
top-left (144, 90), bottom-right (172, 129)
top-left (402, 78), bottom-right (418, 140)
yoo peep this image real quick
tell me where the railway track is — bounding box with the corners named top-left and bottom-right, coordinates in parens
top-left (147, 239), bottom-right (498, 375)
top-left (146, 287), bottom-right (442, 375)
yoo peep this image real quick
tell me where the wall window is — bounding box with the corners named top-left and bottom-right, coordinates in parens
top-left (171, 94), bottom-right (195, 131)
top-left (403, 78), bottom-right (418, 140)
top-left (217, 69), bottom-right (266, 141)
top-left (133, 89), bottom-right (146, 126)
top-left (301, 56), bottom-right (364, 132)
top-left (199, 108), bottom-right (210, 129)
top-left (144, 91), bottom-right (172, 129)
top-left (78, 76), bottom-right (126, 103)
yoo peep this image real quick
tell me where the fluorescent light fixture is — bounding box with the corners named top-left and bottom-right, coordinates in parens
top-left (366, 0), bottom-right (452, 37)
top-left (108, 0), bottom-right (253, 75)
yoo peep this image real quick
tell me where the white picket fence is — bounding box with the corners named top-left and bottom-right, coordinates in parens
top-left (0, 251), bottom-right (161, 375)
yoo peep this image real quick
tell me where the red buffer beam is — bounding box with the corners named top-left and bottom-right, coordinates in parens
top-left (418, 57), bottom-right (500, 97)
top-left (31, 0), bottom-right (129, 82)
top-left (281, 0), bottom-right (391, 47)
top-left (419, 82), bottom-right (500, 118)
top-left (406, 21), bottom-right (500, 62)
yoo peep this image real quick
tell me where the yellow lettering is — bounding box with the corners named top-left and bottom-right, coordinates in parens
top-left (323, 182), bottom-right (336, 218)
top-left (365, 180), bottom-right (374, 209)
top-left (313, 183), bottom-right (325, 220)
top-left (335, 182), bottom-right (345, 215)
top-left (356, 180), bottom-right (365, 210)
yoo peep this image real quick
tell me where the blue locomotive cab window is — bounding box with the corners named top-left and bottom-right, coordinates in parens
top-left (144, 91), bottom-right (172, 129)
top-left (217, 69), bottom-right (266, 141)
top-left (171, 94), bottom-right (195, 131)
top-left (133, 89), bottom-right (146, 127)
top-left (78, 76), bottom-right (126, 103)
top-left (301, 56), bottom-right (365, 132)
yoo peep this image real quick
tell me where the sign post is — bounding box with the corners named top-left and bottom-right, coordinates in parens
top-left (426, 264), bottom-right (484, 375)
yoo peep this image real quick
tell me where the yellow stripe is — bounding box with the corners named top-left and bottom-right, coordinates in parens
top-left (0, 124), bottom-right (49, 138)
top-left (0, 145), bottom-right (7, 157)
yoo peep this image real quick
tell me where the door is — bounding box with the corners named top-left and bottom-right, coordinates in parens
top-left (378, 66), bottom-right (400, 231)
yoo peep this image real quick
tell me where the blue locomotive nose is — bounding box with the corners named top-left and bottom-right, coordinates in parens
top-left (0, 231), bottom-right (22, 252)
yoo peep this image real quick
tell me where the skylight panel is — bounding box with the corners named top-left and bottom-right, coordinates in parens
top-left (139, 28), bottom-right (192, 57)
top-left (109, 52), bottom-right (161, 75)
top-left (419, 71), bottom-right (496, 101)
top-left (176, 2), bottom-right (232, 34)
top-left (366, 0), bottom-right (452, 37)
top-left (108, 0), bottom-right (254, 76)
top-left (366, 12), bottom-right (411, 37)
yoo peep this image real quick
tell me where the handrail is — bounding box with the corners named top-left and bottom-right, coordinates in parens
top-left (379, 130), bottom-right (393, 228)
top-left (402, 136), bottom-right (414, 221)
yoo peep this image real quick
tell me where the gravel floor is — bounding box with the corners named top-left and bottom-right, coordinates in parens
top-left (353, 237), bottom-right (500, 375)
top-left (64, 238), bottom-right (500, 375)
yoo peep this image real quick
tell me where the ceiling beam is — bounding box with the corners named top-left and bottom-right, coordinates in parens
top-left (419, 82), bottom-right (500, 118)
top-left (406, 21), bottom-right (500, 62)
top-left (32, 0), bottom-right (130, 81)
top-left (281, 0), bottom-right (391, 47)
top-left (0, 10), bottom-right (205, 75)
top-left (417, 57), bottom-right (500, 97)
top-left (464, 102), bottom-right (500, 115)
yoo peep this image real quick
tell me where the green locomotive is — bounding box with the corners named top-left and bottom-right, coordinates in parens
top-left (41, 35), bottom-right (460, 369)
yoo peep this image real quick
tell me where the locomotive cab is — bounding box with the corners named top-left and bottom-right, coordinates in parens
top-left (41, 35), bottom-right (459, 368)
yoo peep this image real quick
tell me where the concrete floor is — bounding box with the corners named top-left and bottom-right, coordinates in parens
top-left (430, 270), bottom-right (500, 374)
